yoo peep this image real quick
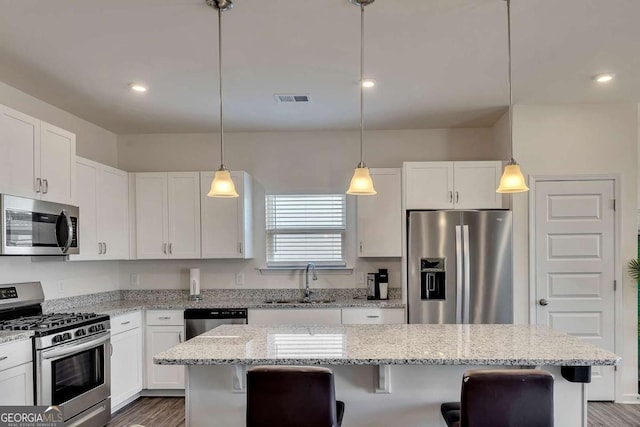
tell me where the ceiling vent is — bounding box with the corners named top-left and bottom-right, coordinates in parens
top-left (275, 94), bottom-right (311, 103)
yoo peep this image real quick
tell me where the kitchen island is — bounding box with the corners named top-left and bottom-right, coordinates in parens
top-left (155, 324), bottom-right (620, 427)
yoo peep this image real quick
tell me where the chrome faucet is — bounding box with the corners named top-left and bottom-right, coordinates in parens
top-left (304, 263), bottom-right (317, 299)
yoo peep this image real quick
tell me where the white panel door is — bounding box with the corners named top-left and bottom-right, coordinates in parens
top-left (534, 179), bottom-right (615, 400)
top-left (145, 326), bottom-right (185, 389)
top-left (453, 161), bottom-right (502, 209)
top-left (99, 166), bottom-right (129, 259)
top-left (72, 159), bottom-right (99, 260)
top-left (111, 327), bottom-right (142, 409)
top-left (167, 172), bottom-right (201, 259)
top-left (0, 363), bottom-right (33, 405)
top-left (135, 173), bottom-right (169, 259)
top-left (404, 162), bottom-right (454, 209)
top-left (40, 121), bottom-right (75, 204)
top-left (201, 171), bottom-right (244, 258)
top-left (357, 168), bottom-right (402, 257)
top-left (0, 105), bottom-right (39, 198)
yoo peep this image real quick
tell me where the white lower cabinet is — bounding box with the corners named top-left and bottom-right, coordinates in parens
top-left (341, 308), bottom-right (405, 325)
top-left (0, 339), bottom-right (33, 405)
top-left (248, 309), bottom-right (342, 325)
top-left (111, 312), bottom-right (143, 412)
top-left (145, 311), bottom-right (185, 390)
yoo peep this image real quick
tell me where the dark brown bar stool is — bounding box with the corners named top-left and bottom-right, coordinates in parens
top-left (441, 369), bottom-right (554, 427)
top-left (246, 366), bottom-right (345, 427)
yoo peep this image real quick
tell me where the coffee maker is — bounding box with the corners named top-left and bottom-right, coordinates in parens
top-left (367, 268), bottom-right (389, 300)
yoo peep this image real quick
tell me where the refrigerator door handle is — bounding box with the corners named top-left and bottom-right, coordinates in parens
top-left (463, 224), bottom-right (471, 324)
top-left (455, 225), bottom-right (463, 324)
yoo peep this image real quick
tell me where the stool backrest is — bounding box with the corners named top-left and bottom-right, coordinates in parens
top-left (461, 369), bottom-right (554, 427)
top-left (246, 366), bottom-right (340, 427)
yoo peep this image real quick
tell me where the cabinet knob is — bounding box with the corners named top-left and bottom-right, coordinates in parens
top-left (539, 298), bottom-right (549, 306)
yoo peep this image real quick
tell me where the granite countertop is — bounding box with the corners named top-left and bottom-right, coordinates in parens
top-left (0, 330), bottom-right (34, 345)
top-left (52, 298), bottom-right (405, 317)
top-left (154, 324), bottom-right (621, 367)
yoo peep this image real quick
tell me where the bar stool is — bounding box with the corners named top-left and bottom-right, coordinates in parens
top-left (246, 366), bottom-right (345, 427)
top-left (440, 369), bottom-right (554, 427)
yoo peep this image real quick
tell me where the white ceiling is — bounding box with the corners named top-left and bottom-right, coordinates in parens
top-left (0, 0), bottom-right (639, 134)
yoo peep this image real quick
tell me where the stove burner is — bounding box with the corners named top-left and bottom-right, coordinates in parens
top-left (0, 312), bottom-right (102, 333)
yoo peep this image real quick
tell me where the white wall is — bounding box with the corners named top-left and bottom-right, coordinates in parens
top-left (512, 103), bottom-right (639, 401)
top-left (0, 81), bottom-right (120, 299)
top-left (117, 128), bottom-right (504, 291)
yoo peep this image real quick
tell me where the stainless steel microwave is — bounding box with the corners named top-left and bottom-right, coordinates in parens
top-left (0, 194), bottom-right (79, 255)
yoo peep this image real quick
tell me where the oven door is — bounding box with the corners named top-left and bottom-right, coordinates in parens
top-left (38, 332), bottom-right (111, 422)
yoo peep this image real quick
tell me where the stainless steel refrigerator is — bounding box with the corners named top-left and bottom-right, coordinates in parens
top-left (407, 210), bottom-right (513, 324)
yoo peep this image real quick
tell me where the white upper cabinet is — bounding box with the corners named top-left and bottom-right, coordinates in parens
top-left (72, 157), bottom-right (129, 261)
top-left (200, 171), bottom-right (253, 259)
top-left (0, 104), bottom-right (76, 204)
top-left (403, 161), bottom-right (502, 210)
top-left (356, 168), bottom-right (402, 257)
top-left (135, 172), bottom-right (201, 259)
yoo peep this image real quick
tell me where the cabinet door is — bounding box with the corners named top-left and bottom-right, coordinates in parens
top-left (99, 166), bottom-right (129, 260)
top-left (453, 161), bottom-right (502, 209)
top-left (403, 162), bottom-right (454, 209)
top-left (145, 326), bottom-right (185, 389)
top-left (40, 121), bottom-right (75, 204)
top-left (111, 327), bottom-right (142, 410)
top-left (341, 308), bottom-right (405, 325)
top-left (71, 158), bottom-right (99, 260)
top-left (135, 173), bottom-right (169, 259)
top-left (201, 171), bottom-right (252, 259)
top-left (0, 362), bottom-right (33, 405)
top-left (357, 168), bottom-right (401, 257)
top-left (248, 309), bottom-right (342, 325)
top-left (167, 172), bottom-right (201, 259)
top-left (0, 105), bottom-right (39, 198)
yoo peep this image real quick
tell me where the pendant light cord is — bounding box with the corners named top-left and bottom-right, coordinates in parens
top-left (506, 0), bottom-right (514, 163)
top-left (359, 4), bottom-right (365, 167)
top-left (218, 6), bottom-right (225, 168)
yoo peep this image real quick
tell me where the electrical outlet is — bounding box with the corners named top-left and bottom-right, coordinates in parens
top-left (235, 273), bottom-right (245, 286)
top-left (356, 272), bottom-right (365, 284)
top-left (130, 273), bottom-right (139, 287)
top-left (57, 281), bottom-right (64, 294)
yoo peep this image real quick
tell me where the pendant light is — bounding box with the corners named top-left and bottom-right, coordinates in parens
top-left (346, 0), bottom-right (377, 196)
top-left (207, 0), bottom-right (239, 198)
top-left (496, 0), bottom-right (529, 194)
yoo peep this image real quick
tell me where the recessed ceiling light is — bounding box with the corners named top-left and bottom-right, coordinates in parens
top-left (129, 83), bottom-right (148, 93)
top-left (362, 79), bottom-right (376, 88)
top-left (593, 73), bottom-right (614, 84)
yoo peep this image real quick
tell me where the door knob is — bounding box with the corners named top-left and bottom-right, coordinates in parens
top-left (539, 298), bottom-right (549, 306)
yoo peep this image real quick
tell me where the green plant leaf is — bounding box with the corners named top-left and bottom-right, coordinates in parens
top-left (627, 258), bottom-right (640, 281)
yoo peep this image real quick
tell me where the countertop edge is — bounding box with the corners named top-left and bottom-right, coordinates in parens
top-left (0, 331), bottom-right (34, 344)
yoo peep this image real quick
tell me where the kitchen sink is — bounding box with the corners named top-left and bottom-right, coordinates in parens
top-left (262, 299), bottom-right (336, 305)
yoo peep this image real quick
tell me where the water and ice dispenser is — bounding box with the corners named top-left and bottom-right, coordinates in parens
top-left (420, 258), bottom-right (446, 300)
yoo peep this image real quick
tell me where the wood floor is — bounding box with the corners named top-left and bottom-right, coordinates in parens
top-left (109, 397), bottom-right (640, 427)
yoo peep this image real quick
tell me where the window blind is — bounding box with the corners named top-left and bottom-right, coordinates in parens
top-left (266, 194), bottom-right (346, 267)
top-left (268, 333), bottom-right (346, 358)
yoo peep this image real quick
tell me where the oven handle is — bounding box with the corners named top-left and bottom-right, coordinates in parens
top-left (41, 333), bottom-right (110, 360)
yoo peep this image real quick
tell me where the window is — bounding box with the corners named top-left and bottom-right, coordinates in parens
top-left (266, 194), bottom-right (346, 267)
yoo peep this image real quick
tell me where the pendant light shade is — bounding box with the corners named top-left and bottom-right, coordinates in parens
top-left (207, 168), bottom-right (239, 197)
top-left (346, 0), bottom-right (376, 196)
top-left (496, 0), bottom-right (529, 194)
top-left (207, 0), bottom-right (239, 198)
top-left (347, 162), bottom-right (377, 195)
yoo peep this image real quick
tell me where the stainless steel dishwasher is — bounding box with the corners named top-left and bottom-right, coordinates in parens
top-left (184, 308), bottom-right (248, 339)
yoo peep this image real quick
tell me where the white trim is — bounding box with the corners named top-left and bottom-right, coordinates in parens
top-left (528, 173), bottom-right (622, 402)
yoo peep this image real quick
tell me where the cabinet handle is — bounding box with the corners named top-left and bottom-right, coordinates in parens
top-left (359, 242), bottom-right (363, 253)
top-left (169, 243), bottom-right (173, 255)
top-left (179, 332), bottom-right (183, 343)
top-left (366, 315), bottom-right (380, 318)
top-left (0, 356), bottom-right (7, 361)
top-left (455, 191), bottom-right (459, 203)
top-left (120, 321), bottom-right (131, 325)
top-left (238, 242), bottom-right (242, 254)
top-left (110, 343), bottom-right (113, 357)
top-left (35, 178), bottom-right (42, 193)
top-left (449, 191), bottom-right (453, 203)
top-left (163, 243), bottom-right (167, 254)
top-left (158, 316), bottom-right (171, 320)
top-left (104, 242), bottom-right (107, 255)
top-left (43, 179), bottom-right (49, 194)
top-left (98, 243), bottom-right (102, 255)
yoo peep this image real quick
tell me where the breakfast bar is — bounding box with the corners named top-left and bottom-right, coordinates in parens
top-left (155, 324), bottom-right (620, 427)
